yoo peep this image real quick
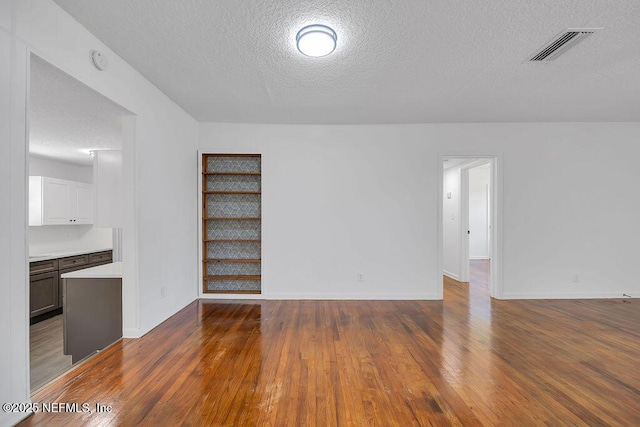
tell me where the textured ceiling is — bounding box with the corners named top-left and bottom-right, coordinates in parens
top-left (30, 54), bottom-right (130, 166)
top-left (53, 0), bottom-right (640, 124)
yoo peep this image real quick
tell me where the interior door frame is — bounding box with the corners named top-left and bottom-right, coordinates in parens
top-left (459, 159), bottom-right (492, 283)
top-left (25, 49), bottom-right (140, 393)
top-left (438, 153), bottom-right (503, 299)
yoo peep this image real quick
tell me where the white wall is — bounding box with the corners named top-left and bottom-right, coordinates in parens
top-left (2, 1), bottom-right (198, 422)
top-left (92, 150), bottom-right (123, 228)
top-left (21, 0), bottom-right (199, 333)
top-left (200, 122), bottom-right (640, 301)
top-left (29, 225), bottom-right (112, 255)
top-left (1, 18), bottom-right (30, 427)
top-left (469, 164), bottom-right (490, 259)
top-left (29, 155), bottom-right (93, 183)
top-left (442, 166), bottom-right (460, 279)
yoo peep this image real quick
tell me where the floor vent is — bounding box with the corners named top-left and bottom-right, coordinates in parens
top-left (529, 29), bottom-right (601, 62)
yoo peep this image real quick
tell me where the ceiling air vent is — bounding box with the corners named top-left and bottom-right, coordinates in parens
top-left (529, 28), bottom-right (601, 62)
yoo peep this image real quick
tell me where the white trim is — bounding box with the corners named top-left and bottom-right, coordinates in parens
top-left (122, 328), bottom-right (143, 339)
top-left (469, 256), bottom-right (491, 260)
top-left (438, 152), bottom-right (504, 299)
top-left (120, 115), bottom-right (139, 339)
top-left (1, 413), bottom-right (31, 427)
top-left (200, 293), bottom-right (265, 300)
top-left (265, 293), bottom-right (442, 300)
top-left (459, 167), bottom-right (470, 282)
top-left (493, 155), bottom-right (505, 299)
top-left (443, 270), bottom-right (460, 281)
top-left (6, 35), bottom-right (31, 423)
top-left (501, 292), bottom-right (628, 300)
top-left (200, 293), bottom-right (442, 300)
top-left (436, 154), bottom-right (445, 300)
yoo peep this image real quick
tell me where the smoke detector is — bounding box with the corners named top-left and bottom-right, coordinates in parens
top-left (528, 28), bottom-right (602, 62)
top-left (90, 50), bottom-right (109, 71)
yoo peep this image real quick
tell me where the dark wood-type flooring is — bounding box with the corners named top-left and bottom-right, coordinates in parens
top-left (21, 260), bottom-right (640, 425)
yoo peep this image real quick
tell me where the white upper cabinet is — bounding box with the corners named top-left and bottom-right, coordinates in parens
top-left (69, 182), bottom-right (94, 224)
top-left (42, 178), bottom-right (69, 224)
top-left (29, 177), bottom-right (94, 226)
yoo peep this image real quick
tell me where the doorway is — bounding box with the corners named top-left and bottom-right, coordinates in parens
top-left (440, 155), bottom-right (502, 299)
top-left (27, 53), bottom-right (131, 392)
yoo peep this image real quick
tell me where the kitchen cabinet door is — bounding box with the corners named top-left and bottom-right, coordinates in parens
top-left (70, 182), bottom-right (94, 224)
top-left (30, 271), bottom-right (60, 317)
top-left (29, 176), bottom-right (94, 225)
top-left (43, 178), bottom-right (71, 225)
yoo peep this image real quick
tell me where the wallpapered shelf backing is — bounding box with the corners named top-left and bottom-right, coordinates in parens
top-left (203, 154), bottom-right (261, 293)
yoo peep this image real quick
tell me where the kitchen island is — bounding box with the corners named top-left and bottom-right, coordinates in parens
top-left (61, 262), bottom-right (122, 363)
top-left (29, 249), bottom-right (113, 321)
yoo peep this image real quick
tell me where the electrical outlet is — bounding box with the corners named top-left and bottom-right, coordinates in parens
top-left (357, 273), bottom-right (364, 282)
top-left (160, 286), bottom-right (166, 298)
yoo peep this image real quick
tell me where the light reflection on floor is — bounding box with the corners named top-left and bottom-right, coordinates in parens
top-left (441, 260), bottom-right (496, 411)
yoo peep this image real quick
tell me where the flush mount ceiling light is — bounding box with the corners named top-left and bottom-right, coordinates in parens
top-left (296, 25), bottom-right (337, 57)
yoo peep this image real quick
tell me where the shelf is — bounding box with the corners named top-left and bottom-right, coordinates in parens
top-left (203, 153), bottom-right (262, 295)
top-left (205, 275), bottom-right (261, 281)
top-left (206, 154), bottom-right (261, 158)
top-left (204, 238), bottom-right (261, 243)
top-left (204, 217), bottom-right (260, 221)
top-left (203, 191), bottom-right (261, 195)
top-left (204, 290), bottom-right (261, 294)
top-left (204, 172), bottom-right (261, 176)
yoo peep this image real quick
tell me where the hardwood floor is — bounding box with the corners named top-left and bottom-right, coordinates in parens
top-left (30, 315), bottom-right (72, 391)
top-left (21, 262), bottom-right (640, 425)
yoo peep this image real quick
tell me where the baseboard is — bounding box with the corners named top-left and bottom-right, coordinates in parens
top-left (199, 293), bottom-right (264, 300)
top-left (124, 297), bottom-right (196, 339)
top-left (500, 291), bottom-right (629, 300)
top-left (199, 290), bottom-right (442, 300)
top-left (122, 328), bottom-right (142, 339)
top-left (264, 293), bottom-right (442, 300)
top-left (469, 256), bottom-right (490, 260)
top-left (443, 270), bottom-right (459, 281)
top-left (1, 410), bottom-right (31, 427)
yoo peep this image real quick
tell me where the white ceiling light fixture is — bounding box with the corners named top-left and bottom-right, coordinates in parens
top-left (296, 24), bottom-right (337, 57)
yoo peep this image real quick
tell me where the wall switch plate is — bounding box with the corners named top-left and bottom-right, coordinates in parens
top-left (357, 273), bottom-right (364, 282)
top-left (573, 274), bottom-right (580, 283)
top-left (160, 286), bottom-right (166, 298)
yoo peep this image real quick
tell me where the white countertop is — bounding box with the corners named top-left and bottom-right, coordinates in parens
top-left (60, 262), bottom-right (123, 279)
top-left (29, 248), bottom-right (113, 263)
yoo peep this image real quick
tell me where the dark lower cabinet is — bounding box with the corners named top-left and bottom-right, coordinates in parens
top-left (29, 250), bottom-right (112, 320)
top-left (29, 271), bottom-right (60, 317)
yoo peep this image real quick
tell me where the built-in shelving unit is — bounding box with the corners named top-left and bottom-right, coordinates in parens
top-left (202, 154), bottom-right (261, 294)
